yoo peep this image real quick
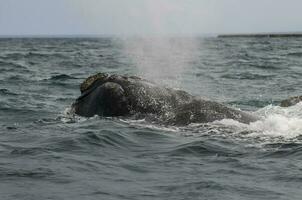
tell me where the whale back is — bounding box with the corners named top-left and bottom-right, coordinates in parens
top-left (107, 75), bottom-right (193, 115)
top-left (280, 96), bottom-right (302, 107)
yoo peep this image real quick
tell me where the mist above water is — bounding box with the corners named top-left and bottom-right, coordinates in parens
top-left (121, 37), bottom-right (199, 87)
top-left (115, 1), bottom-right (200, 87)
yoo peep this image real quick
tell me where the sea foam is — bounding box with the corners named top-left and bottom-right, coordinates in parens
top-left (218, 102), bottom-right (302, 140)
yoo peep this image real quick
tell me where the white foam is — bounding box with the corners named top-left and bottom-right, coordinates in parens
top-left (217, 102), bottom-right (302, 140)
top-left (60, 106), bottom-right (89, 123)
top-left (119, 118), bottom-right (179, 132)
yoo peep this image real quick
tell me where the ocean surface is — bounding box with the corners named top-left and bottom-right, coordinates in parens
top-left (0, 37), bottom-right (302, 200)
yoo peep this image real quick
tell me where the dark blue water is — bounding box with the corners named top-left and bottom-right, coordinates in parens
top-left (1, 37), bottom-right (302, 200)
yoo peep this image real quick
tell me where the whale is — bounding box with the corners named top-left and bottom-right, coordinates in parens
top-left (72, 73), bottom-right (259, 126)
top-left (280, 96), bottom-right (302, 107)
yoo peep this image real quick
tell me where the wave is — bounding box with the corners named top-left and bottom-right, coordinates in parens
top-left (47, 74), bottom-right (78, 81)
top-left (10, 146), bottom-right (47, 156)
top-left (2, 52), bottom-right (26, 59)
top-left (169, 140), bottom-right (242, 157)
top-left (60, 107), bottom-right (142, 148)
top-left (0, 88), bottom-right (18, 96)
top-left (286, 52), bottom-right (302, 57)
top-left (79, 130), bottom-right (139, 149)
top-left (6, 75), bottom-right (26, 81)
top-left (0, 167), bottom-right (55, 179)
top-left (227, 99), bottom-right (274, 109)
top-left (0, 60), bottom-right (30, 71)
top-left (262, 142), bottom-right (302, 158)
top-left (221, 72), bottom-right (275, 80)
top-left (25, 52), bottom-right (67, 59)
top-left (2, 51), bottom-right (68, 60)
top-left (248, 63), bottom-right (281, 70)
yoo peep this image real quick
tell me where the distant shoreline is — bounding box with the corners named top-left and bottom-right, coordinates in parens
top-left (218, 33), bottom-right (302, 38)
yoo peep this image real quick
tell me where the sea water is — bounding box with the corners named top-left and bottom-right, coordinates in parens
top-left (0, 37), bottom-right (302, 200)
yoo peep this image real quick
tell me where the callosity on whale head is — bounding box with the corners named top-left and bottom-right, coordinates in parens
top-left (80, 73), bottom-right (110, 93)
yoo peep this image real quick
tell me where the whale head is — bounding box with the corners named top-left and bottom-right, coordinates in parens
top-left (75, 75), bottom-right (130, 117)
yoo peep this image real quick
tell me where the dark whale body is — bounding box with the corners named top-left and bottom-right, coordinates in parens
top-left (280, 96), bottom-right (302, 107)
top-left (73, 73), bottom-right (259, 125)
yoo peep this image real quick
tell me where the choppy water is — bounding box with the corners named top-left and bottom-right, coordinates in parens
top-left (1, 37), bottom-right (302, 200)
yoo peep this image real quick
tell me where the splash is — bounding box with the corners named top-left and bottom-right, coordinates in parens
top-left (59, 106), bottom-right (88, 123)
top-left (218, 102), bottom-right (302, 140)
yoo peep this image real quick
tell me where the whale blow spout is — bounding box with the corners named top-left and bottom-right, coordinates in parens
top-left (72, 73), bottom-right (259, 126)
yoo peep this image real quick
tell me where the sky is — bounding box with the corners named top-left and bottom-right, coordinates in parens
top-left (0, 0), bottom-right (302, 36)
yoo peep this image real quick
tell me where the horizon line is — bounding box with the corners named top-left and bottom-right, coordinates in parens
top-left (0, 33), bottom-right (216, 38)
top-left (1, 31), bottom-right (302, 39)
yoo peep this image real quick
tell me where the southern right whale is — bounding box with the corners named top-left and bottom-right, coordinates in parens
top-left (72, 73), bottom-right (260, 126)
